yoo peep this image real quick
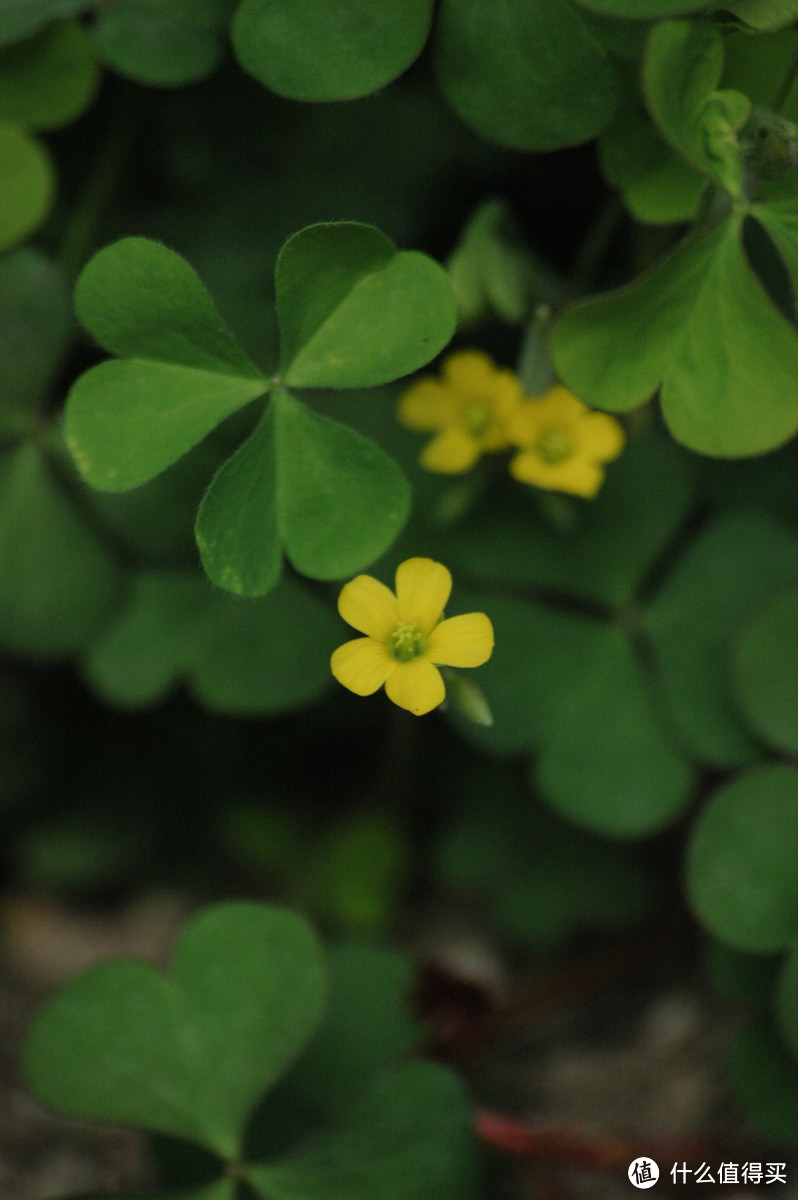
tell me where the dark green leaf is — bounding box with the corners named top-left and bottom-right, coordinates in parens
top-left (247, 1064), bottom-right (475, 1200)
top-left (776, 944), bottom-right (798, 1068)
top-left (0, 247), bottom-right (70, 422)
top-left (439, 426), bottom-right (694, 610)
top-left (573, 0), bottom-right (707, 12)
top-left (435, 0), bottom-right (618, 152)
top-left (724, 0), bottom-right (798, 29)
top-left (598, 89), bottom-right (705, 225)
top-left (93, 0), bottom-right (235, 87)
top-left (24, 903), bottom-right (327, 1158)
top-left (551, 214), bottom-right (798, 456)
top-left (729, 1017), bottom-right (798, 1146)
top-left (534, 623), bottom-right (693, 838)
top-left (276, 223), bottom-right (456, 388)
top-left (232, 0), bottom-right (434, 101)
top-left (642, 510), bottom-right (798, 767)
top-left (734, 584), bottom-right (798, 757)
top-left (0, 0), bottom-right (89, 47)
top-left (83, 571), bottom-right (339, 715)
top-left (0, 444), bottom-right (121, 658)
top-left (0, 19), bottom-right (98, 129)
top-left (0, 122), bottom-right (53, 251)
top-left (686, 764), bottom-right (798, 951)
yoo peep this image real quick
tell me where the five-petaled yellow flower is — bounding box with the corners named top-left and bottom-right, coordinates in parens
top-left (508, 385), bottom-right (625, 498)
top-left (397, 350), bottom-right (523, 473)
top-left (331, 557), bottom-right (494, 716)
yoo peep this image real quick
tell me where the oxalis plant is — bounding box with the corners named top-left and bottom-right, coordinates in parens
top-left (4, 0), bottom-right (798, 1196)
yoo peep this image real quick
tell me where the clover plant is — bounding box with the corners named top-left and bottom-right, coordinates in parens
top-left (4, 0), bottom-right (798, 1194)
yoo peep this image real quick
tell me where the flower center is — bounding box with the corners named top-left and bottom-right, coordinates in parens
top-left (534, 425), bottom-right (575, 465)
top-left (390, 622), bottom-right (425, 662)
top-left (462, 400), bottom-right (493, 438)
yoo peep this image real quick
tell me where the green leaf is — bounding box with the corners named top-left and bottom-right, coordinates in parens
top-left (734, 584), bottom-right (798, 757)
top-left (446, 198), bottom-right (536, 323)
top-left (24, 903), bottom-right (327, 1159)
top-left (551, 214), bottom-right (798, 456)
top-left (447, 593), bottom-right (692, 837)
top-left (73, 237), bottom-right (264, 376)
top-left (642, 510), bottom-right (798, 768)
top-left (573, 0), bottom-right (707, 13)
top-left (598, 88), bottom-right (705, 225)
top-left (247, 1063), bottom-right (475, 1200)
top-left (0, 20), bottom-right (98, 129)
top-left (534, 623), bottom-right (693, 838)
top-left (93, 0), bottom-right (235, 87)
top-left (0, 247), bottom-right (70, 422)
top-left (232, 0), bottom-right (434, 102)
top-left (439, 426), bottom-right (694, 611)
top-left (276, 223), bottom-right (456, 388)
top-left (644, 19), bottom-right (750, 197)
top-left (83, 571), bottom-right (339, 715)
top-left (0, 0), bottom-right (90, 47)
top-left (0, 444), bottom-right (121, 658)
top-left (724, 0), bottom-right (798, 30)
top-left (686, 764), bottom-right (798, 951)
top-left (434, 0), bottom-right (618, 152)
top-left (275, 391), bottom-right (410, 579)
top-left (751, 197), bottom-right (798, 307)
top-left (0, 121), bottom-right (53, 251)
top-left (65, 238), bottom-right (267, 490)
top-left (729, 1017), bottom-right (798, 1146)
top-left (261, 944), bottom-right (419, 1128)
top-left (776, 944), bottom-right (798, 1068)
top-left (196, 393), bottom-right (410, 594)
top-left (195, 404), bottom-right (281, 597)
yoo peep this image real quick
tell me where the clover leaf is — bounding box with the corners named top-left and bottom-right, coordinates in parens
top-left (551, 212), bottom-right (798, 456)
top-left (25, 903), bottom-right (327, 1159)
top-left (687, 765), bottom-right (798, 952)
top-left (232, 0), bottom-right (434, 102)
top-left (64, 225), bottom-right (456, 594)
top-left (434, 0), bottom-right (618, 152)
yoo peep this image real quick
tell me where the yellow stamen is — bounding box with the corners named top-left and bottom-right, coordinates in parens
top-left (462, 400), bottom-right (492, 438)
top-left (535, 425), bottom-right (575, 465)
top-left (390, 622), bottom-right (425, 663)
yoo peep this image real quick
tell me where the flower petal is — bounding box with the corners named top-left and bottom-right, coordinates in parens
top-left (442, 350), bottom-right (497, 393)
top-left (395, 557), bottom-right (452, 632)
top-left (331, 638), bottom-right (394, 696)
top-left (385, 659), bottom-right (445, 715)
top-left (397, 379), bottom-right (457, 431)
top-left (338, 574), bottom-right (399, 640)
top-left (426, 612), bottom-right (494, 667)
top-left (420, 427), bottom-right (481, 473)
top-left (510, 450), bottom-right (604, 497)
top-left (583, 411), bottom-right (625, 463)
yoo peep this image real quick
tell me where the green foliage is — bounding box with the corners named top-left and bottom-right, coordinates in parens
top-left (232, 0), bottom-right (434, 102)
top-left (687, 765), bottom-right (798, 952)
top-left (8, 0), bottom-right (798, 1185)
top-left (92, 0), bottom-right (236, 87)
top-left (65, 225), bottom-right (453, 595)
top-left (435, 0), bottom-right (618, 151)
top-left (25, 904), bottom-right (474, 1198)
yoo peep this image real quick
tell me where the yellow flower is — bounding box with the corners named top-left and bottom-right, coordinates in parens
top-left (397, 350), bottom-right (523, 473)
top-left (508, 385), bottom-right (625, 498)
top-left (331, 557), bottom-right (494, 716)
